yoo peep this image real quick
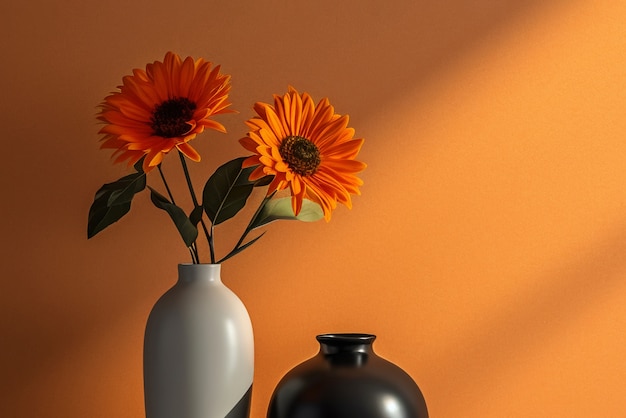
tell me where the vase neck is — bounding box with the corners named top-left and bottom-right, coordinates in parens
top-left (316, 333), bottom-right (376, 355)
top-left (177, 263), bottom-right (222, 284)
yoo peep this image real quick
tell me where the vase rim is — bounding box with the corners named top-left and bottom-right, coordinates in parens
top-left (178, 263), bottom-right (221, 266)
top-left (316, 333), bottom-right (376, 343)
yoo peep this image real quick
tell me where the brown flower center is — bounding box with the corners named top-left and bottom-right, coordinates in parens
top-left (279, 135), bottom-right (321, 176)
top-left (151, 97), bottom-right (197, 138)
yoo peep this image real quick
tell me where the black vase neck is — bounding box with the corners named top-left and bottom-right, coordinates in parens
top-left (316, 333), bottom-right (376, 355)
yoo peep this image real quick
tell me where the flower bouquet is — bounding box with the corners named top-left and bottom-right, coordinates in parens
top-left (87, 52), bottom-right (366, 263)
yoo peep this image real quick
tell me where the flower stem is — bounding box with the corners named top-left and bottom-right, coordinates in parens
top-left (157, 165), bottom-right (176, 205)
top-left (178, 151), bottom-right (214, 263)
top-left (158, 164), bottom-right (199, 263)
top-left (217, 192), bottom-right (275, 263)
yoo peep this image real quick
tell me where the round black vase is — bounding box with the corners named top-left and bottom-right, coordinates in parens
top-left (267, 333), bottom-right (428, 418)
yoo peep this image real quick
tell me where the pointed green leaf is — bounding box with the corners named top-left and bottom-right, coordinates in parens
top-left (248, 197), bottom-right (324, 230)
top-left (133, 157), bottom-right (145, 173)
top-left (106, 172), bottom-right (146, 206)
top-left (87, 201), bottom-right (132, 238)
top-left (218, 232), bottom-right (266, 263)
top-left (87, 171), bottom-right (147, 238)
top-left (189, 205), bottom-right (204, 226)
top-left (203, 157), bottom-right (257, 225)
top-left (149, 187), bottom-right (198, 248)
top-left (253, 174), bottom-right (274, 187)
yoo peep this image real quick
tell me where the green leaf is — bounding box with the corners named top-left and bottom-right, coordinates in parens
top-left (249, 197), bottom-right (324, 230)
top-left (189, 205), bottom-right (204, 226)
top-left (202, 157), bottom-right (257, 225)
top-left (253, 174), bottom-right (274, 187)
top-left (218, 232), bottom-right (266, 263)
top-left (87, 171), bottom-right (147, 238)
top-left (149, 187), bottom-right (198, 248)
top-left (133, 157), bottom-right (145, 173)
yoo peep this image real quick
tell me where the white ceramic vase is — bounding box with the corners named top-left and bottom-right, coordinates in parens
top-left (143, 263), bottom-right (254, 418)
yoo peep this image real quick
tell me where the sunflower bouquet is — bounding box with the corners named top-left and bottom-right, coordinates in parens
top-left (88, 52), bottom-right (366, 264)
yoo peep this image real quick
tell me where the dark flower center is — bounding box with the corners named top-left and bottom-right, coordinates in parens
top-left (151, 97), bottom-right (197, 138)
top-left (279, 136), bottom-right (321, 176)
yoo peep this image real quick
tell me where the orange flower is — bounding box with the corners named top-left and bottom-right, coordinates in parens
top-left (98, 52), bottom-right (234, 172)
top-left (240, 87), bottom-right (366, 221)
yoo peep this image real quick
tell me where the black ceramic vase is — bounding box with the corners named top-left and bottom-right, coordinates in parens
top-left (267, 333), bottom-right (428, 418)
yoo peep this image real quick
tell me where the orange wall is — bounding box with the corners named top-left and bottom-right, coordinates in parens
top-left (2, 0), bottom-right (626, 417)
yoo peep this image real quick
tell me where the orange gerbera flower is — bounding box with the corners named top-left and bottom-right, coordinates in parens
top-left (98, 52), bottom-right (234, 172)
top-left (239, 87), bottom-right (366, 221)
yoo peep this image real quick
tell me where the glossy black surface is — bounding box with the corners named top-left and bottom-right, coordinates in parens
top-left (267, 333), bottom-right (428, 418)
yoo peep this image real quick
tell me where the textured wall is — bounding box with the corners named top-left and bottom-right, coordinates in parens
top-left (2, 0), bottom-right (626, 417)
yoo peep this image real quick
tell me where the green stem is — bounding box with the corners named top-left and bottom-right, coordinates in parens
top-left (157, 165), bottom-right (176, 205)
top-left (178, 151), bottom-right (214, 263)
top-left (217, 192), bottom-right (275, 263)
top-left (158, 164), bottom-right (199, 263)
